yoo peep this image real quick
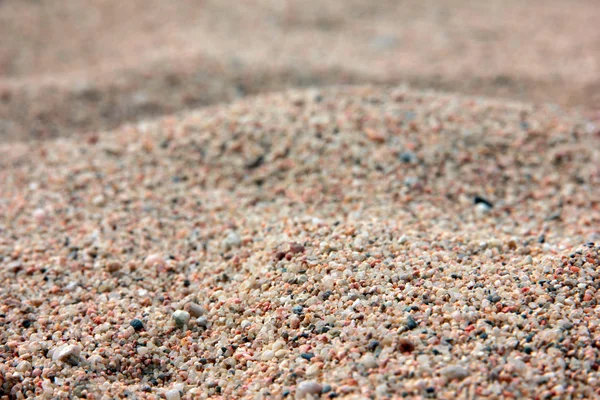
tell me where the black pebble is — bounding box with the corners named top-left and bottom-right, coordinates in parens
top-left (398, 151), bottom-right (417, 164)
top-left (300, 352), bottom-right (315, 361)
top-left (183, 279), bottom-right (191, 287)
top-left (479, 332), bottom-right (488, 340)
top-left (406, 316), bottom-right (418, 330)
top-left (245, 155), bottom-right (265, 170)
top-left (130, 319), bottom-right (144, 332)
top-left (538, 235), bottom-right (545, 243)
top-left (367, 340), bottom-right (380, 352)
top-left (292, 305), bottom-right (303, 315)
top-left (22, 320), bottom-right (32, 328)
top-left (316, 325), bottom-right (330, 334)
top-left (321, 290), bottom-right (333, 300)
top-left (525, 333), bottom-right (535, 342)
top-left (473, 195), bottom-right (494, 208)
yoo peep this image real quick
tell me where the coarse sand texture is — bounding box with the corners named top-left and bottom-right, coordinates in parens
top-left (1, 87), bottom-right (600, 398)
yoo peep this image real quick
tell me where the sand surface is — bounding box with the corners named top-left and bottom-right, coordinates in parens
top-left (1, 2), bottom-right (600, 400)
top-left (2, 86), bottom-right (600, 398)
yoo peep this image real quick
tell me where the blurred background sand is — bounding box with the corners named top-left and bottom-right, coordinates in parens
top-left (1, 0), bottom-right (599, 141)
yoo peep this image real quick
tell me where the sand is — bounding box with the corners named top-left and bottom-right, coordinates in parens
top-left (1, 1), bottom-right (600, 399)
top-left (1, 86), bottom-right (599, 398)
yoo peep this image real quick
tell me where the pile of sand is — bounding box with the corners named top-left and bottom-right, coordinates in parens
top-left (1, 86), bottom-right (599, 398)
top-left (2, 1), bottom-right (600, 398)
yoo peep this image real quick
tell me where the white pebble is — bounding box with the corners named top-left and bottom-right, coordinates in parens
top-left (296, 381), bottom-right (322, 399)
top-left (52, 344), bottom-right (81, 364)
top-left (172, 310), bottom-right (191, 328)
top-left (165, 389), bottom-right (181, 400)
top-left (475, 203), bottom-right (492, 214)
top-left (361, 353), bottom-right (378, 369)
top-left (16, 360), bottom-right (32, 372)
top-left (42, 379), bottom-right (53, 395)
top-left (33, 208), bottom-right (47, 223)
top-left (275, 349), bottom-right (288, 358)
top-left (240, 320), bottom-right (252, 329)
top-left (306, 363), bottom-right (321, 376)
top-left (92, 194), bottom-right (106, 206)
top-left (261, 350), bottom-right (275, 361)
top-left (222, 231), bottom-right (242, 250)
top-left (144, 253), bottom-right (164, 267)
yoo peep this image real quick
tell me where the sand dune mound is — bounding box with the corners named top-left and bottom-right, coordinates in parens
top-left (1, 87), bottom-right (599, 398)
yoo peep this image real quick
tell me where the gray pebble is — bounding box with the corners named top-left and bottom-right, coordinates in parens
top-left (488, 294), bottom-right (502, 303)
top-left (187, 302), bottom-right (206, 318)
top-left (441, 365), bottom-right (469, 380)
top-left (196, 316), bottom-right (209, 328)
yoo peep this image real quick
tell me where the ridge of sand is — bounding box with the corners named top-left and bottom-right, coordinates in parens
top-left (1, 86), bottom-right (599, 398)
